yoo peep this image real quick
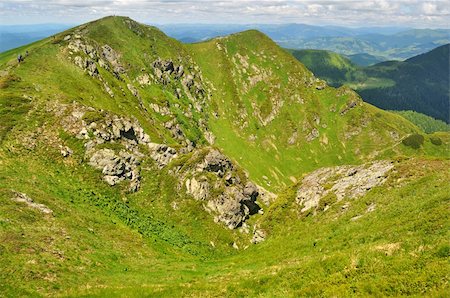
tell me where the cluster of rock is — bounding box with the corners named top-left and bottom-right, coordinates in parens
top-left (182, 149), bottom-right (265, 230)
top-left (296, 160), bottom-right (394, 214)
top-left (150, 57), bottom-right (208, 112)
top-left (66, 35), bottom-right (126, 97)
top-left (59, 104), bottom-right (179, 191)
top-left (89, 149), bottom-right (141, 192)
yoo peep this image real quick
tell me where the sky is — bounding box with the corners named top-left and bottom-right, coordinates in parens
top-left (0, 0), bottom-right (449, 28)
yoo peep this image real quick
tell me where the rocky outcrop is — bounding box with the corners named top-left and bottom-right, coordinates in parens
top-left (101, 44), bottom-right (126, 75)
top-left (148, 143), bottom-right (177, 168)
top-left (340, 100), bottom-right (358, 116)
top-left (59, 104), bottom-right (154, 192)
top-left (296, 160), bottom-right (394, 214)
top-left (88, 149), bottom-right (141, 191)
top-left (181, 149), bottom-right (264, 229)
top-left (11, 192), bottom-right (53, 215)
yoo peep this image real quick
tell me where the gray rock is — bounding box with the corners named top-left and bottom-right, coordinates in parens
top-left (203, 150), bottom-right (232, 177)
top-left (148, 143), bottom-right (177, 168)
top-left (251, 229), bottom-right (266, 244)
top-left (296, 160), bottom-right (394, 213)
top-left (11, 192), bottom-right (53, 215)
top-left (306, 128), bottom-right (319, 142)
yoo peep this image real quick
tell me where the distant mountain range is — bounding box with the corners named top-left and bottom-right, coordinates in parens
top-left (0, 24), bottom-right (72, 52)
top-left (290, 44), bottom-right (450, 123)
top-left (158, 24), bottom-right (449, 64)
top-left (2, 23), bottom-right (448, 66)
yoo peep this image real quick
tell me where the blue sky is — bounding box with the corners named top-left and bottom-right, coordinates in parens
top-left (0, 0), bottom-right (448, 28)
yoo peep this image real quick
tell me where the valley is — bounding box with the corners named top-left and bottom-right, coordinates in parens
top-left (0, 16), bottom-right (448, 297)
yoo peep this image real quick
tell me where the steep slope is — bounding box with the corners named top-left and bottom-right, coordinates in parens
top-left (0, 16), bottom-right (449, 296)
top-left (291, 45), bottom-right (450, 123)
top-left (288, 48), bottom-right (358, 86)
top-left (189, 31), bottom-right (443, 191)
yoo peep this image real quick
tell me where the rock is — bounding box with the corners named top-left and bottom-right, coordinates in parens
top-left (148, 143), bottom-right (177, 168)
top-left (64, 35), bottom-right (71, 41)
top-left (104, 175), bottom-right (121, 186)
top-left (137, 74), bottom-right (151, 85)
top-left (11, 192), bottom-right (53, 215)
top-left (185, 177), bottom-right (209, 200)
top-left (74, 56), bottom-right (84, 69)
top-left (101, 44), bottom-right (125, 74)
top-left (288, 131), bottom-right (298, 145)
top-left (251, 229), bottom-right (266, 244)
top-left (243, 182), bottom-right (259, 200)
top-left (182, 74), bottom-right (194, 88)
top-left (306, 128), bottom-right (319, 142)
top-left (127, 84), bottom-right (139, 97)
top-left (340, 100), bottom-right (358, 116)
top-left (203, 150), bottom-right (232, 177)
top-left (162, 60), bottom-right (174, 73)
top-left (204, 131), bottom-right (216, 145)
top-left (86, 59), bottom-right (98, 76)
top-left (315, 79), bottom-right (327, 90)
top-left (59, 145), bottom-right (73, 157)
top-left (104, 83), bottom-right (114, 97)
top-left (296, 160), bottom-right (394, 214)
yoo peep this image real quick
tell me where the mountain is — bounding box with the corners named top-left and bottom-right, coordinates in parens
top-left (291, 45), bottom-right (450, 123)
top-left (346, 53), bottom-right (385, 66)
top-left (0, 24), bottom-right (72, 52)
top-left (2, 23), bottom-right (448, 65)
top-left (159, 24), bottom-right (449, 63)
top-left (1, 16), bottom-right (449, 296)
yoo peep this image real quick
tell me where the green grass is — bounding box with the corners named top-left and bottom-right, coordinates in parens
top-left (0, 16), bottom-right (449, 296)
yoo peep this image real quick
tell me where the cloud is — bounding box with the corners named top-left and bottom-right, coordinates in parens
top-left (0, 0), bottom-right (448, 28)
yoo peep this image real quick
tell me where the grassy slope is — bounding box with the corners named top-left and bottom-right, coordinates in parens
top-left (393, 110), bottom-right (450, 134)
top-left (290, 45), bottom-right (450, 123)
top-left (0, 17), bottom-right (449, 296)
top-left (190, 32), bottom-right (446, 191)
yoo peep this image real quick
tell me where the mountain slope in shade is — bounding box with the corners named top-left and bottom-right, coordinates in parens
top-left (291, 44), bottom-right (450, 123)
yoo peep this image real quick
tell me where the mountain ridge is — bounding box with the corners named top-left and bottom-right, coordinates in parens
top-left (290, 44), bottom-right (450, 123)
top-left (0, 16), bottom-right (449, 296)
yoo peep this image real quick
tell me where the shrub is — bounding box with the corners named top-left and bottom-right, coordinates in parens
top-left (402, 134), bottom-right (424, 149)
top-left (435, 244), bottom-right (450, 258)
top-left (430, 136), bottom-right (442, 146)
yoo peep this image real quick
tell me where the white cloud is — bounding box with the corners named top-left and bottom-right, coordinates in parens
top-left (0, 0), bottom-right (448, 28)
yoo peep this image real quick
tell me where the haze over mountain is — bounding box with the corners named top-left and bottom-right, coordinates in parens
top-left (290, 45), bottom-right (450, 123)
top-left (159, 24), bottom-right (450, 63)
top-left (0, 24), bottom-right (72, 52)
top-left (2, 22), bottom-right (449, 65)
top-left (0, 16), bottom-right (448, 296)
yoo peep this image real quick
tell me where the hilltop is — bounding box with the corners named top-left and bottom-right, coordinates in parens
top-left (291, 45), bottom-right (450, 123)
top-left (0, 16), bottom-right (449, 296)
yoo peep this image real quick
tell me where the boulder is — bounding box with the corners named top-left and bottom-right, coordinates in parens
top-left (203, 150), bottom-right (232, 177)
top-left (296, 160), bottom-right (394, 213)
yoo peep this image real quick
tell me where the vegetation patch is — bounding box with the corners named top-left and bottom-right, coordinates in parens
top-left (402, 134), bottom-right (424, 149)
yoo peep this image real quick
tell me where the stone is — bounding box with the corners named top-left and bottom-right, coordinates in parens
top-left (185, 177), bottom-right (209, 200)
top-left (148, 143), bottom-right (177, 168)
top-left (203, 150), bottom-right (232, 177)
top-left (251, 229), bottom-right (266, 244)
top-left (296, 160), bottom-right (394, 213)
top-left (12, 192), bottom-right (53, 215)
top-left (306, 128), bottom-right (319, 142)
top-left (60, 145), bottom-right (73, 157)
top-left (127, 84), bottom-right (139, 97)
